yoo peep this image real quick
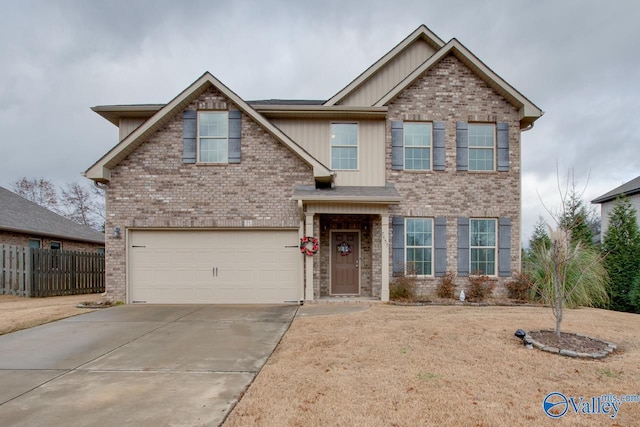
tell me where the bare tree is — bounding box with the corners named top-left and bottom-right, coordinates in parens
top-left (11, 177), bottom-right (59, 212)
top-left (530, 167), bottom-right (608, 336)
top-left (59, 181), bottom-right (105, 231)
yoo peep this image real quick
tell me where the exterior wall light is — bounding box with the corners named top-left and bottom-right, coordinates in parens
top-left (113, 227), bottom-right (121, 239)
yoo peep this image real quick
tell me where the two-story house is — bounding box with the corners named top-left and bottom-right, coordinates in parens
top-left (85, 25), bottom-right (542, 304)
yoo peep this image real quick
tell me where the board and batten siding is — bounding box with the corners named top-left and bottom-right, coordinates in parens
top-left (339, 39), bottom-right (436, 107)
top-left (119, 118), bottom-right (147, 141)
top-left (273, 119), bottom-right (386, 186)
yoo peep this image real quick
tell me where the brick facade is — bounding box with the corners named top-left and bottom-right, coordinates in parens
top-left (104, 86), bottom-right (315, 301)
top-left (0, 230), bottom-right (104, 253)
top-left (386, 54), bottom-right (521, 297)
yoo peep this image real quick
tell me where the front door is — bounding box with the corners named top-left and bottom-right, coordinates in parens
top-left (331, 231), bottom-right (359, 295)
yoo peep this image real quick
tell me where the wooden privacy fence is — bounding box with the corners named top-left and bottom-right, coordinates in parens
top-left (0, 245), bottom-right (105, 297)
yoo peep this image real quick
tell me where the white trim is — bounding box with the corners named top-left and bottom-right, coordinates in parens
top-left (469, 218), bottom-right (498, 276)
top-left (467, 123), bottom-right (496, 172)
top-left (404, 217), bottom-right (434, 277)
top-left (330, 122), bottom-right (359, 171)
top-left (403, 121), bottom-right (433, 171)
top-left (197, 111), bottom-right (229, 164)
top-left (329, 229), bottom-right (361, 296)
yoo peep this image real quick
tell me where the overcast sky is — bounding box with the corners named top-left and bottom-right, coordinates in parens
top-left (1, 0), bottom-right (638, 241)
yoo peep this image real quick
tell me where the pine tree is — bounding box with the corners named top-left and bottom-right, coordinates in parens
top-left (560, 188), bottom-right (596, 249)
top-left (601, 196), bottom-right (640, 312)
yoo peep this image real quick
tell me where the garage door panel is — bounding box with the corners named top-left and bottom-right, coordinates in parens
top-left (129, 230), bottom-right (300, 304)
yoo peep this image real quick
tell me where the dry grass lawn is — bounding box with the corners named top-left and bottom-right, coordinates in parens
top-left (0, 294), bottom-right (102, 335)
top-left (224, 304), bottom-right (640, 427)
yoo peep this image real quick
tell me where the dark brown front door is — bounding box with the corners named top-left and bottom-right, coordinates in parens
top-left (331, 231), bottom-right (359, 295)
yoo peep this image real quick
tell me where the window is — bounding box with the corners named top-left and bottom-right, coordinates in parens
top-left (404, 122), bottom-right (431, 170)
top-left (470, 219), bottom-right (496, 275)
top-left (405, 218), bottom-right (433, 275)
top-left (331, 123), bottom-right (358, 170)
top-left (50, 241), bottom-right (62, 250)
top-left (199, 111), bottom-right (228, 163)
top-left (97, 248), bottom-right (105, 255)
top-left (28, 239), bottom-right (41, 249)
top-left (468, 124), bottom-right (495, 171)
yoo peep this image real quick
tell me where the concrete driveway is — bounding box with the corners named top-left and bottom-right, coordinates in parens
top-left (0, 304), bottom-right (298, 427)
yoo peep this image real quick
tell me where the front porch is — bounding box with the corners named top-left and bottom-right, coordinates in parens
top-left (294, 184), bottom-right (401, 303)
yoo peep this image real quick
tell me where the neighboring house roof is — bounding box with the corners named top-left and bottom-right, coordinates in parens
top-left (0, 186), bottom-right (105, 245)
top-left (592, 175), bottom-right (640, 204)
top-left (292, 183), bottom-right (401, 204)
top-left (85, 73), bottom-right (334, 184)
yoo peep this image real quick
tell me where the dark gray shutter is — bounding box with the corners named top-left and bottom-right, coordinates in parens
top-left (497, 122), bottom-right (509, 171)
top-left (434, 216), bottom-right (447, 276)
top-left (391, 121), bottom-right (403, 170)
top-left (457, 217), bottom-right (469, 277)
top-left (228, 110), bottom-right (242, 164)
top-left (182, 110), bottom-right (197, 164)
top-left (433, 122), bottom-right (445, 171)
top-left (392, 216), bottom-right (405, 276)
top-left (498, 217), bottom-right (511, 277)
top-left (456, 121), bottom-right (468, 171)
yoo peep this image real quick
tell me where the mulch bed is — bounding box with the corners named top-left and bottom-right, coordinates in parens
top-left (528, 330), bottom-right (609, 353)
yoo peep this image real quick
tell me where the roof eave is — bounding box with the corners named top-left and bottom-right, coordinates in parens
top-left (0, 225), bottom-right (105, 245)
top-left (375, 39), bottom-right (544, 128)
top-left (294, 195), bottom-right (401, 204)
top-left (324, 25), bottom-right (445, 106)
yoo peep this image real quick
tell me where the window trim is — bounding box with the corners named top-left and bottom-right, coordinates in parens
top-left (28, 239), bottom-right (41, 249)
top-left (403, 122), bottom-right (432, 171)
top-left (468, 123), bottom-right (496, 172)
top-left (50, 241), bottom-right (62, 250)
top-left (330, 122), bottom-right (359, 171)
top-left (404, 217), bottom-right (434, 277)
top-left (469, 218), bottom-right (497, 276)
top-left (197, 111), bottom-right (229, 164)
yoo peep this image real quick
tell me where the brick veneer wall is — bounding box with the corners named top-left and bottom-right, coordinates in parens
top-left (104, 86), bottom-right (315, 301)
top-left (386, 54), bottom-right (522, 297)
top-left (0, 230), bottom-right (104, 252)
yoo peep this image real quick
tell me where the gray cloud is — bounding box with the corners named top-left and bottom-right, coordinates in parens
top-left (1, 0), bottom-right (638, 242)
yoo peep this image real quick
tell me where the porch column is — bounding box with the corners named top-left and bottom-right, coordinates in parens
top-left (305, 213), bottom-right (314, 301)
top-left (381, 214), bottom-right (390, 301)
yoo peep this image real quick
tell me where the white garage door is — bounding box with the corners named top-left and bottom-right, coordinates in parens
top-left (129, 230), bottom-right (301, 304)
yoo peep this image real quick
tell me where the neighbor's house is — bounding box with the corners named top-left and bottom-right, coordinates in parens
top-left (85, 25), bottom-right (542, 304)
top-left (592, 175), bottom-right (640, 237)
top-left (0, 186), bottom-right (105, 252)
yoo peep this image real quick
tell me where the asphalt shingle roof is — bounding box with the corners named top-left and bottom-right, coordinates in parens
top-left (0, 186), bottom-right (105, 244)
top-left (592, 175), bottom-right (640, 204)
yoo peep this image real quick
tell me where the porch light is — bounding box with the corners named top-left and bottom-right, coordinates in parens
top-left (113, 227), bottom-right (121, 239)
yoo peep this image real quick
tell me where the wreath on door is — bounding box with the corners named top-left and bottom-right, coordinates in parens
top-left (336, 241), bottom-right (352, 256)
top-left (300, 236), bottom-right (319, 256)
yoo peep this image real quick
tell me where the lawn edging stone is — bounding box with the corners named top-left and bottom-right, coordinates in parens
top-left (525, 330), bottom-right (617, 359)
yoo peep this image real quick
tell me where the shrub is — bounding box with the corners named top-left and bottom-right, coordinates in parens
top-left (436, 271), bottom-right (457, 299)
top-left (466, 272), bottom-right (495, 302)
top-left (505, 271), bottom-right (534, 301)
top-left (389, 274), bottom-right (417, 301)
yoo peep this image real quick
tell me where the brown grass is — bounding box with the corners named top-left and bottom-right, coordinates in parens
top-left (224, 304), bottom-right (640, 426)
top-left (0, 294), bottom-right (102, 335)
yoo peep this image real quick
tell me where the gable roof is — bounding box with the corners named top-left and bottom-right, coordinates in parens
top-left (85, 72), bottom-right (333, 183)
top-left (592, 175), bottom-right (640, 204)
top-left (374, 38), bottom-right (543, 129)
top-left (0, 186), bottom-right (105, 244)
top-left (324, 25), bottom-right (445, 106)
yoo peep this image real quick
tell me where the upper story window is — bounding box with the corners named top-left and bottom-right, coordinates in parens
top-left (405, 218), bottom-right (433, 276)
top-left (470, 219), bottom-right (496, 275)
top-left (331, 123), bottom-right (358, 170)
top-left (468, 124), bottom-right (495, 171)
top-left (199, 111), bottom-right (229, 163)
top-left (404, 122), bottom-right (432, 170)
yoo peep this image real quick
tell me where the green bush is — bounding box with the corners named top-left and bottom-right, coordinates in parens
top-left (466, 273), bottom-right (495, 302)
top-left (436, 271), bottom-right (457, 299)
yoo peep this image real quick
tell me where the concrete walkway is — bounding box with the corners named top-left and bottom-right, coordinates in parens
top-left (0, 304), bottom-right (297, 427)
